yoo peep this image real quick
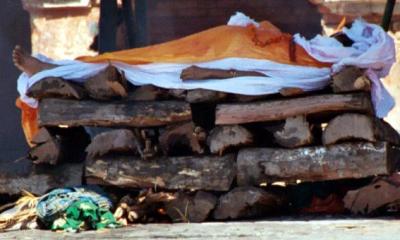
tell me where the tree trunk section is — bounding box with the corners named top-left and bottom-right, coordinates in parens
top-left (273, 115), bottom-right (313, 148)
top-left (165, 191), bottom-right (217, 222)
top-left (322, 113), bottom-right (400, 146)
top-left (27, 77), bottom-right (87, 100)
top-left (207, 125), bottom-right (253, 155)
top-left (332, 66), bottom-right (370, 93)
top-left (213, 187), bottom-right (285, 220)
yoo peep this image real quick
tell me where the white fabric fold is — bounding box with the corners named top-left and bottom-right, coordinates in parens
top-left (17, 15), bottom-right (396, 118)
top-left (294, 19), bottom-right (396, 118)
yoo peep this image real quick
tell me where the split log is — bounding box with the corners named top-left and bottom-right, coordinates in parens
top-left (185, 90), bottom-right (227, 103)
top-left (273, 115), bottom-right (313, 148)
top-left (215, 93), bottom-right (373, 125)
top-left (332, 66), bottom-right (370, 93)
top-left (237, 142), bottom-right (400, 185)
top-left (165, 191), bottom-right (217, 223)
top-left (322, 113), bottom-right (400, 146)
top-left (115, 190), bottom-right (174, 223)
top-left (168, 89), bottom-right (187, 100)
top-left (38, 98), bottom-right (192, 127)
top-left (279, 87), bottom-right (305, 97)
top-left (29, 127), bottom-right (90, 165)
top-left (29, 134), bottom-right (61, 165)
top-left (207, 125), bottom-right (253, 155)
top-left (85, 154), bottom-right (236, 191)
top-left (127, 85), bottom-right (168, 101)
top-left (159, 122), bottom-right (206, 156)
top-left (84, 65), bottom-right (128, 100)
top-left (86, 129), bottom-right (141, 158)
top-left (213, 187), bottom-right (285, 220)
top-left (0, 163), bottom-right (83, 195)
top-left (344, 175), bottom-right (400, 215)
top-left (27, 77), bottom-right (87, 100)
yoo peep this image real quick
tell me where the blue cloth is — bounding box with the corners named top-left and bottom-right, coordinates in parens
top-left (36, 187), bottom-right (112, 225)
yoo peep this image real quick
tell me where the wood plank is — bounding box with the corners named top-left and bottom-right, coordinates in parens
top-left (237, 142), bottom-right (400, 185)
top-left (322, 113), bottom-right (400, 146)
top-left (85, 154), bottom-right (236, 191)
top-left (215, 93), bottom-right (373, 125)
top-left (38, 98), bottom-right (192, 127)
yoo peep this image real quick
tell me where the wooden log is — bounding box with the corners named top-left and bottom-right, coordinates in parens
top-left (0, 163), bottom-right (83, 195)
top-left (115, 190), bottom-right (174, 223)
top-left (86, 129), bottom-right (141, 159)
top-left (215, 93), bottom-right (373, 125)
top-left (273, 115), bottom-right (313, 148)
top-left (159, 122), bottom-right (206, 156)
top-left (29, 127), bottom-right (90, 165)
top-left (29, 136), bottom-right (61, 165)
top-left (322, 113), bottom-right (400, 146)
top-left (213, 187), bottom-right (285, 220)
top-left (126, 85), bottom-right (168, 101)
top-left (332, 66), bottom-right (370, 93)
top-left (237, 142), bottom-right (400, 185)
top-left (85, 154), bottom-right (236, 191)
top-left (38, 98), bottom-right (192, 127)
top-left (207, 125), bottom-right (253, 155)
top-left (279, 87), bottom-right (305, 97)
top-left (185, 90), bottom-right (227, 103)
top-left (27, 77), bottom-right (87, 100)
top-left (84, 65), bottom-right (128, 100)
top-left (165, 191), bottom-right (217, 223)
top-left (344, 175), bottom-right (400, 215)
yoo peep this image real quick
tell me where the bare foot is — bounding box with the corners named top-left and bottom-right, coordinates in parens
top-left (12, 45), bottom-right (56, 76)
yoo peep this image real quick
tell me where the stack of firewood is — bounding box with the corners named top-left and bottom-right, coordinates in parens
top-left (27, 65), bottom-right (400, 222)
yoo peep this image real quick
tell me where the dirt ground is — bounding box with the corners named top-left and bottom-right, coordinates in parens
top-left (1, 218), bottom-right (399, 240)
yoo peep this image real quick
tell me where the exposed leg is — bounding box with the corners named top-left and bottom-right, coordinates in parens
top-left (12, 45), bottom-right (56, 76)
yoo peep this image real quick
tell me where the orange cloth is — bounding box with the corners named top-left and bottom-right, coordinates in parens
top-left (19, 21), bottom-right (330, 144)
top-left (79, 21), bottom-right (330, 68)
top-left (16, 98), bottom-right (38, 147)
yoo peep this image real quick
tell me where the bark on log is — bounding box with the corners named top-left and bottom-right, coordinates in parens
top-left (322, 113), bottom-right (400, 146)
top-left (27, 77), bottom-right (87, 100)
top-left (84, 65), bottom-right (128, 100)
top-left (29, 127), bottom-right (90, 165)
top-left (38, 99), bottom-right (192, 127)
top-left (0, 163), bottom-right (83, 195)
top-left (86, 129), bottom-right (140, 158)
top-left (215, 93), bottom-right (373, 125)
top-left (273, 115), bottom-right (313, 148)
top-left (207, 125), bottom-right (253, 155)
top-left (85, 154), bottom-right (236, 191)
top-left (185, 90), bottom-right (227, 103)
top-left (213, 187), bottom-right (285, 220)
top-left (279, 87), bottom-right (305, 97)
top-left (237, 142), bottom-right (400, 185)
top-left (332, 66), bottom-right (370, 93)
top-left (126, 85), bottom-right (169, 101)
top-left (344, 175), bottom-right (400, 215)
top-left (165, 191), bottom-right (217, 222)
top-left (159, 122), bottom-right (206, 156)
